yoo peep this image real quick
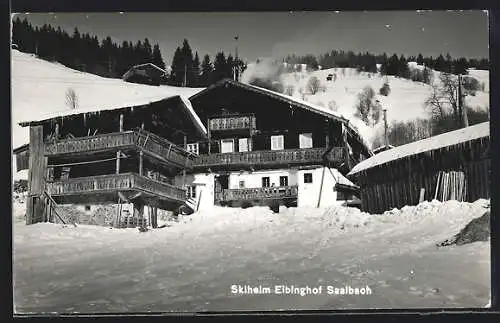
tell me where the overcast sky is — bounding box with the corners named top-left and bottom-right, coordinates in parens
top-left (13, 11), bottom-right (489, 65)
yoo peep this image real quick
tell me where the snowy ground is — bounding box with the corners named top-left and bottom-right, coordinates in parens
top-left (13, 199), bottom-right (490, 313)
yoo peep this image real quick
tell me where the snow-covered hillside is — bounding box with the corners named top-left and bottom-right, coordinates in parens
top-left (268, 65), bottom-right (489, 148)
top-left (13, 199), bottom-right (490, 312)
top-left (11, 50), bottom-right (204, 180)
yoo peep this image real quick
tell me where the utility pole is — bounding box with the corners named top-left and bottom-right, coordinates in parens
top-left (234, 35), bottom-right (239, 81)
top-left (383, 109), bottom-right (388, 147)
top-left (183, 62), bottom-right (187, 87)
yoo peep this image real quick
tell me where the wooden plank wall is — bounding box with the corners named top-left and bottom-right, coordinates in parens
top-left (26, 125), bottom-right (48, 224)
top-left (358, 138), bottom-right (490, 214)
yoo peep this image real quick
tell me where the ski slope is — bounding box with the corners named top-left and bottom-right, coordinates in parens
top-left (276, 65), bottom-right (489, 148)
top-left (11, 50), bottom-right (204, 180)
top-left (13, 198), bottom-right (490, 312)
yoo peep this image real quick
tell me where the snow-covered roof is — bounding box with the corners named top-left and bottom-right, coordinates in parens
top-left (11, 50), bottom-right (207, 138)
top-left (129, 63), bottom-right (166, 73)
top-left (18, 93), bottom-right (207, 136)
top-left (348, 122), bottom-right (490, 176)
top-left (189, 79), bottom-right (373, 155)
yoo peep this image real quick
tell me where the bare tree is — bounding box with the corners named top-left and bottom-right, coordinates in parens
top-left (425, 73), bottom-right (459, 124)
top-left (65, 88), bottom-right (79, 109)
top-left (306, 76), bottom-right (321, 94)
top-left (354, 86), bottom-right (381, 127)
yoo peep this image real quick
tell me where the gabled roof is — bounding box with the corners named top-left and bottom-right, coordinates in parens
top-left (128, 63), bottom-right (166, 74)
top-left (189, 79), bottom-right (373, 156)
top-left (348, 122), bottom-right (490, 176)
top-left (17, 94), bottom-right (208, 139)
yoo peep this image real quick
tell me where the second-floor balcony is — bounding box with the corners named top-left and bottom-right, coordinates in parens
top-left (193, 147), bottom-right (346, 170)
top-left (44, 129), bottom-right (196, 169)
top-left (217, 185), bottom-right (298, 202)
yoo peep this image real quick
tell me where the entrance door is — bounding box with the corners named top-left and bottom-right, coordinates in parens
top-left (215, 174), bottom-right (230, 203)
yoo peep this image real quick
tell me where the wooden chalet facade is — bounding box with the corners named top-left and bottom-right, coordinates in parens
top-left (15, 95), bottom-right (207, 226)
top-left (122, 63), bottom-right (167, 86)
top-left (175, 79), bottom-right (372, 210)
top-left (348, 122), bottom-right (490, 214)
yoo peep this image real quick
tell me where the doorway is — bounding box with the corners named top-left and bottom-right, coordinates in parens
top-left (215, 174), bottom-right (230, 203)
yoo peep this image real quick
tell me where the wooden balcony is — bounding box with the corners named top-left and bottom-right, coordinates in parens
top-left (44, 129), bottom-right (195, 169)
top-left (194, 147), bottom-right (346, 170)
top-left (46, 173), bottom-right (186, 205)
top-left (217, 185), bottom-right (298, 202)
top-left (208, 115), bottom-right (256, 132)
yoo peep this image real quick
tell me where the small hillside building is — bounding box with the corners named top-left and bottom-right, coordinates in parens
top-left (122, 63), bottom-right (167, 86)
top-left (348, 122), bottom-right (490, 214)
top-left (176, 79), bottom-right (373, 211)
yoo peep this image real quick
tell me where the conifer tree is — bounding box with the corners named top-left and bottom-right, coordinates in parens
top-left (152, 44), bottom-right (166, 70)
top-left (200, 54), bottom-right (213, 86)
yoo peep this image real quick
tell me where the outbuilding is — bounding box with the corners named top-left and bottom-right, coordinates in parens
top-left (347, 122), bottom-right (490, 214)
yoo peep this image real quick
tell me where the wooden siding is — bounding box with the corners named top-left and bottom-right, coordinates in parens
top-left (357, 137), bottom-right (490, 214)
top-left (194, 147), bottom-right (346, 170)
top-left (44, 129), bottom-right (195, 169)
top-left (46, 173), bottom-right (186, 202)
top-left (218, 185), bottom-right (298, 202)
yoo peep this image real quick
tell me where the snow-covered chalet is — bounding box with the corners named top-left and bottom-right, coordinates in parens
top-left (176, 78), bottom-right (373, 211)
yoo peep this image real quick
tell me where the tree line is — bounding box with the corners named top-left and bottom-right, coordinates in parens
top-left (168, 39), bottom-right (247, 87)
top-left (12, 17), bottom-right (166, 78)
top-left (283, 50), bottom-right (488, 77)
top-left (12, 18), bottom-right (248, 87)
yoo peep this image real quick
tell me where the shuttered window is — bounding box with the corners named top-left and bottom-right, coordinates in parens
top-left (299, 133), bottom-right (313, 148)
top-left (271, 135), bottom-right (284, 150)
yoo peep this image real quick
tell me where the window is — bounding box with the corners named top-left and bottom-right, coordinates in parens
top-left (186, 186), bottom-right (196, 199)
top-left (262, 177), bottom-right (270, 187)
top-left (239, 180), bottom-right (245, 188)
top-left (337, 191), bottom-right (354, 201)
top-left (238, 138), bottom-right (251, 152)
top-left (299, 133), bottom-right (313, 149)
top-left (220, 139), bottom-right (235, 153)
top-left (84, 205), bottom-right (91, 211)
top-left (279, 176), bottom-right (289, 187)
top-left (304, 173), bottom-right (313, 183)
top-left (271, 135), bottom-right (284, 150)
top-left (186, 143), bottom-right (199, 155)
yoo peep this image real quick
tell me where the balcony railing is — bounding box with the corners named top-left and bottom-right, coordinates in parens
top-left (44, 129), bottom-right (195, 169)
top-left (217, 185), bottom-right (298, 202)
top-left (46, 173), bottom-right (186, 202)
top-left (208, 115), bottom-right (256, 132)
top-left (194, 147), bottom-right (345, 169)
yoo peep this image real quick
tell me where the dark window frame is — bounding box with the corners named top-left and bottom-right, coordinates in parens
top-left (304, 173), bottom-right (313, 183)
top-left (279, 176), bottom-right (289, 187)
